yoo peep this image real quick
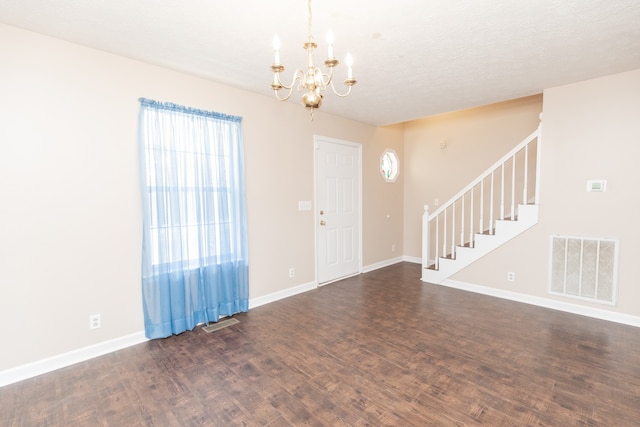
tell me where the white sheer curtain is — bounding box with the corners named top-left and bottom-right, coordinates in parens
top-left (138, 98), bottom-right (249, 339)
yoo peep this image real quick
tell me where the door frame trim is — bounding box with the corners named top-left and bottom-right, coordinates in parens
top-left (313, 135), bottom-right (363, 286)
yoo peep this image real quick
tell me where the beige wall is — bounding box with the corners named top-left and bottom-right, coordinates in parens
top-left (0, 24), bottom-right (403, 372)
top-left (403, 95), bottom-right (544, 258)
top-left (3, 21), bottom-right (638, 375)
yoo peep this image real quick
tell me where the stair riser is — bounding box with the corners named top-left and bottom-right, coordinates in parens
top-left (423, 205), bottom-right (538, 284)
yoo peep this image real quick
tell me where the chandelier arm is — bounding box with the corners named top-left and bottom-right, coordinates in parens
top-left (317, 67), bottom-right (334, 88)
top-left (273, 68), bottom-right (306, 92)
top-left (328, 79), bottom-right (355, 97)
top-left (273, 85), bottom-right (295, 101)
top-left (274, 77), bottom-right (293, 91)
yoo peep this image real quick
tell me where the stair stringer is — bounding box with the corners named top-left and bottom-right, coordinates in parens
top-left (421, 204), bottom-right (538, 284)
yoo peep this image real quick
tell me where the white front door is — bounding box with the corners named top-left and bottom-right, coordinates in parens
top-left (315, 136), bottom-right (361, 285)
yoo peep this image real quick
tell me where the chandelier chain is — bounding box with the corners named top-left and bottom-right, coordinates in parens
top-left (307, 0), bottom-right (313, 42)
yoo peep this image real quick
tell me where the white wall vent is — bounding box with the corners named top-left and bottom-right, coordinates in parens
top-left (549, 235), bottom-right (619, 305)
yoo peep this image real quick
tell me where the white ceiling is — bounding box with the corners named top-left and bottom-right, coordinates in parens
top-left (2, 0), bottom-right (640, 126)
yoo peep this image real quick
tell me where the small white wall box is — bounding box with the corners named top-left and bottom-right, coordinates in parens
top-left (587, 179), bottom-right (607, 192)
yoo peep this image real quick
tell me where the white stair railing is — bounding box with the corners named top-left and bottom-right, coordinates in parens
top-left (422, 123), bottom-right (542, 271)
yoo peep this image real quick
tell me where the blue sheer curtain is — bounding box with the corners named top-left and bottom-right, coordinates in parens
top-left (138, 98), bottom-right (249, 339)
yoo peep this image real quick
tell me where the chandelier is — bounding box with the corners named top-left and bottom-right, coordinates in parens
top-left (270, 0), bottom-right (357, 117)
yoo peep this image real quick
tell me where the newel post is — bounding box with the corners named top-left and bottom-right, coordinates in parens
top-left (535, 113), bottom-right (543, 205)
top-left (422, 205), bottom-right (430, 278)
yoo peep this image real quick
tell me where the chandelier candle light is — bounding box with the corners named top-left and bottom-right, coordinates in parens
top-left (270, 0), bottom-right (357, 118)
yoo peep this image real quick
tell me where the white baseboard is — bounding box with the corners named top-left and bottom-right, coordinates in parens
top-left (361, 256), bottom-right (423, 272)
top-left (440, 279), bottom-right (640, 328)
top-left (1, 280), bottom-right (317, 389)
top-left (249, 280), bottom-right (318, 309)
top-left (362, 256), bottom-right (404, 273)
top-left (251, 257), bottom-right (419, 308)
top-left (14, 264), bottom-right (585, 389)
top-left (0, 331), bottom-right (148, 388)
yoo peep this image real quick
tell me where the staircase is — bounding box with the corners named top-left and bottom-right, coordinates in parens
top-left (421, 123), bottom-right (542, 284)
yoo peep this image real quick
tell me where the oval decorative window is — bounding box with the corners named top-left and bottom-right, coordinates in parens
top-left (380, 149), bottom-right (399, 182)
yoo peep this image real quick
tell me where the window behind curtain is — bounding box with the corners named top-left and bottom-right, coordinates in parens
top-left (145, 133), bottom-right (233, 268)
top-left (138, 98), bottom-right (248, 339)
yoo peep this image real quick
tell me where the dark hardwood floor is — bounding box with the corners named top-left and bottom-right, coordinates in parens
top-left (2, 262), bottom-right (640, 426)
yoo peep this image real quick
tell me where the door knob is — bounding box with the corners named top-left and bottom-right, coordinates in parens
top-left (320, 220), bottom-right (326, 226)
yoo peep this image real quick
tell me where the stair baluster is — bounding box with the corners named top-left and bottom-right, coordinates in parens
top-left (421, 122), bottom-right (542, 283)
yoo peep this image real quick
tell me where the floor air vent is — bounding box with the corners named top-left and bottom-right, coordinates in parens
top-left (549, 235), bottom-right (618, 305)
top-left (202, 317), bottom-right (239, 333)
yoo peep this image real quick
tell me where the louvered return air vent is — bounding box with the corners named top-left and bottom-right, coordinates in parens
top-left (549, 235), bottom-right (619, 305)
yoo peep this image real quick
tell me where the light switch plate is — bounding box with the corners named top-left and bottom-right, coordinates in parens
top-left (298, 201), bottom-right (312, 211)
top-left (587, 179), bottom-right (607, 192)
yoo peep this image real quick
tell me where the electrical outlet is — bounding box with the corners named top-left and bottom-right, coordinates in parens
top-left (507, 272), bottom-right (515, 282)
top-left (391, 244), bottom-right (396, 252)
top-left (289, 268), bottom-right (295, 278)
top-left (90, 314), bottom-right (101, 330)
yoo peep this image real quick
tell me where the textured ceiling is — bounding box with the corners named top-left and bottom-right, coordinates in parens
top-left (1, 0), bottom-right (640, 126)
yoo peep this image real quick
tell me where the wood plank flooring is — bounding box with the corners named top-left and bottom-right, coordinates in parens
top-left (2, 262), bottom-right (640, 426)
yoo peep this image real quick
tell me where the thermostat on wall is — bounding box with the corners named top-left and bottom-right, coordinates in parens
top-left (587, 179), bottom-right (607, 192)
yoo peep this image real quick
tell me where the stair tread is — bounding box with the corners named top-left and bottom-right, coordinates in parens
top-left (424, 205), bottom-right (539, 281)
top-left (478, 230), bottom-right (496, 235)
